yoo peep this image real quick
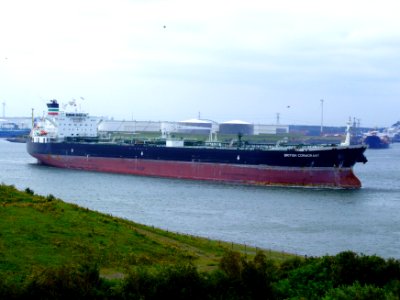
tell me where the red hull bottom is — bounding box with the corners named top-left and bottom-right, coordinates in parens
top-left (33, 154), bottom-right (362, 188)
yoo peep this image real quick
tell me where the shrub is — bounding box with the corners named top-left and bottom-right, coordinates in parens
top-left (46, 194), bottom-right (56, 202)
top-left (323, 282), bottom-right (387, 300)
top-left (273, 256), bottom-right (333, 300)
top-left (121, 264), bottom-right (205, 300)
top-left (24, 187), bottom-right (34, 195)
top-left (24, 263), bottom-right (104, 299)
top-left (241, 251), bottom-right (276, 299)
top-left (219, 250), bottom-right (244, 280)
top-left (331, 251), bottom-right (400, 287)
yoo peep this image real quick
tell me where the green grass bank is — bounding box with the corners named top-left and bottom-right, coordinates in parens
top-left (0, 184), bottom-right (291, 279)
top-left (2, 184), bottom-right (400, 299)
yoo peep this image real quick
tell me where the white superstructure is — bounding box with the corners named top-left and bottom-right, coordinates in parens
top-left (55, 112), bottom-right (98, 138)
top-left (31, 99), bottom-right (100, 142)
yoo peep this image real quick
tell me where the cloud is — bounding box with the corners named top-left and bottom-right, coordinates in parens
top-left (1, 0), bottom-right (400, 126)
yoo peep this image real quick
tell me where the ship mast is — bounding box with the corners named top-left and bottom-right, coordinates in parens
top-left (341, 119), bottom-right (352, 146)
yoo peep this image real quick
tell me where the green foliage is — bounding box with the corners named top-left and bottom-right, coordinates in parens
top-left (2, 248), bottom-right (400, 299)
top-left (24, 187), bottom-right (34, 195)
top-left (323, 282), bottom-right (387, 300)
top-left (0, 273), bottom-right (23, 299)
top-left (276, 256), bottom-right (306, 278)
top-left (122, 264), bottom-right (205, 300)
top-left (326, 251), bottom-right (400, 288)
top-left (3, 184), bottom-right (400, 298)
top-left (274, 256), bottom-right (334, 299)
top-left (46, 194), bottom-right (56, 202)
top-left (219, 250), bottom-right (244, 279)
top-left (274, 251), bottom-right (400, 299)
top-left (24, 263), bottom-right (103, 299)
top-left (216, 250), bottom-right (277, 299)
top-left (241, 251), bottom-right (277, 299)
top-left (0, 184), bottom-right (214, 277)
top-left (120, 252), bottom-right (277, 300)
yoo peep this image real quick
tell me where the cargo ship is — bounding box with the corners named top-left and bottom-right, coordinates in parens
top-left (27, 100), bottom-right (368, 188)
top-left (363, 131), bottom-right (390, 149)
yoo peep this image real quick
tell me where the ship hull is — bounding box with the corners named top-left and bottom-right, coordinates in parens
top-left (27, 141), bottom-right (366, 188)
top-left (0, 129), bottom-right (30, 137)
top-left (363, 136), bottom-right (390, 149)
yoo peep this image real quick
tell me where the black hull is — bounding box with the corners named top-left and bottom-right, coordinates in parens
top-left (26, 140), bottom-right (368, 188)
top-left (27, 141), bottom-right (367, 169)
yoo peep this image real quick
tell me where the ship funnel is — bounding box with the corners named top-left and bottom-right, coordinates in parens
top-left (47, 100), bottom-right (59, 116)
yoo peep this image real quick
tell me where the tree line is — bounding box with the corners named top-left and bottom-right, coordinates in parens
top-left (2, 250), bottom-right (400, 299)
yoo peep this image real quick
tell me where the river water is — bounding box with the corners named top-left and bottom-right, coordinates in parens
top-left (1, 139), bottom-right (399, 258)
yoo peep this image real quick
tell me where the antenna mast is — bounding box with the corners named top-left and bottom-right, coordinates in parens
top-left (320, 99), bottom-right (324, 135)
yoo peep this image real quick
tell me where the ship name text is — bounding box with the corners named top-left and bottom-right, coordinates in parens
top-left (284, 153), bottom-right (320, 158)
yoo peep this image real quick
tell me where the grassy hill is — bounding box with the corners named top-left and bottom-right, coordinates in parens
top-left (2, 184), bottom-right (400, 299)
top-left (0, 184), bottom-right (291, 280)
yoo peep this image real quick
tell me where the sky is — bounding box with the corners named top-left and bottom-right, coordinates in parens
top-left (1, 0), bottom-right (399, 127)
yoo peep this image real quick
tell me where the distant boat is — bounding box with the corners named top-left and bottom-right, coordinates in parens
top-left (363, 131), bottom-right (390, 149)
top-left (6, 136), bottom-right (28, 143)
top-left (0, 122), bottom-right (30, 138)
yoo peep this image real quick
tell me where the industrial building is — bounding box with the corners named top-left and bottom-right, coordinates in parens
top-left (7, 116), bottom-right (289, 137)
top-left (98, 120), bottom-right (161, 133)
top-left (219, 120), bottom-right (254, 135)
top-left (254, 124), bottom-right (289, 135)
top-left (177, 119), bottom-right (213, 134)
top-left (82, 119), bottom-right (290, 136)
